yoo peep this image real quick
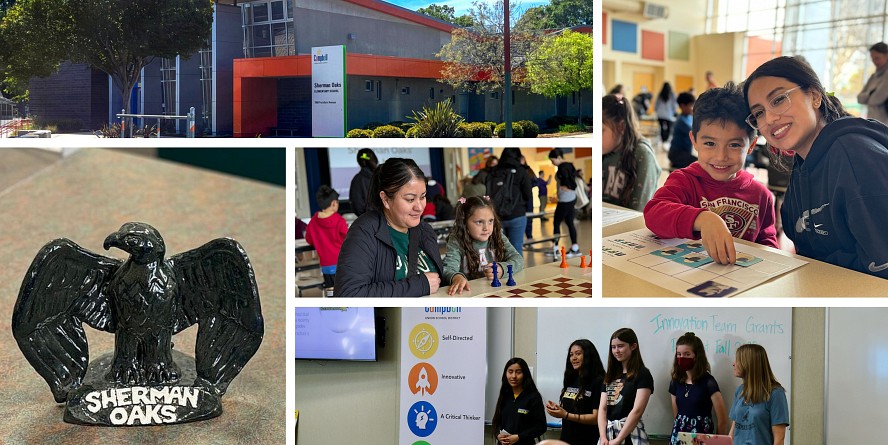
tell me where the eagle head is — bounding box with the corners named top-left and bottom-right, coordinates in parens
top-left (103, 222), bottom-right (166, 264)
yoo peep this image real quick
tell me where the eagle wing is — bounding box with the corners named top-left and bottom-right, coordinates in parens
top-left (11, 239), bottom-right (121, 403)
top-left (168, 238), bottom-right (264, 396)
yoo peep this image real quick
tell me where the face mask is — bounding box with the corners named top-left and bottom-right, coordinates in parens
top-left (677, 357), bottom-right (695, 371)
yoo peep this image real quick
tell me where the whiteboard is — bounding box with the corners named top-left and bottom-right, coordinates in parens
top-left (826, 308), bottom-right (888, 444)
top-left (536, 308), bottom-right (792, 437)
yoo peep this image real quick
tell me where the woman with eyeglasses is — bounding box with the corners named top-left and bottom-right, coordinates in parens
top-left (743, 56), bottom-right (888, 279)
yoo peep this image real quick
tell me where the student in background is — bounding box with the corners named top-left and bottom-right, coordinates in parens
top-left (304, 185), bottom-right (348, 290)
top-left (548, 149), bottom-right (582, 257)
top-left (857, 42), bottom-right (888, 126)
top-left (334, 158), bottom-right (444, 296)
top-left (433, 194), bottom-right (455, 221)
top-left (545, 339), bottom-right (605, 445)
top-left (669, 92), bottom-right (697, 169)
top-left (668, 333), bottom-right (729, 444)
top-left (443, 196), bottom-right (523, 295)
top-left (520, 155), bottom-right (537, 240)
top-left (744, 56), bottom-right (888, 279)
top-left (493, 357), bottom-right (547, 445)
top-left (729, 344), bottom-right (789, 445)
top-left (486, 148), bottom-right (533, 256)
top-left (655, 82), bottom-right (679, 144)
top-left (461, 173), bottom-right (487, 199)
top-left (535, 170), bottom-right (552, 218)
top-left (348, 148), bottom-right (378, 216)
top-left (644, 83), bottom-right (778, 264)
top-left (602, 94), bottom-right (661, 211)
top-left (598, 328), bottom-right (653, 445)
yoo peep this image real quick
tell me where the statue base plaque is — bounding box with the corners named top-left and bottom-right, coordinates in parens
top-left (64, 350), bottom-right (222, 426)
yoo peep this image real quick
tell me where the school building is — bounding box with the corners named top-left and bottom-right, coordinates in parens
top-left (26, 0), bottom-right (592, 137)
top-left (602, 0), bottom-right (884, 117)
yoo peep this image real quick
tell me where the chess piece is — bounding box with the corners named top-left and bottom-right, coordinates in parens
top-left (506, 264), bottom-right (516, 286)
top-left (560, 246), bottom-right (568, 269)
top-left (491, 262), bottom-right (502, 287)
top-left (580, 255), bottom-right (587, 268)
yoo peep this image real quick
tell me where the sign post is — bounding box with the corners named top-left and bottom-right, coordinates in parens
top-left (311, 45), bottom-right (347, 137)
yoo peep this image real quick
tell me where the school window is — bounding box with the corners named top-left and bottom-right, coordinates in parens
top-left (490, 91), bottom-right (499, 99)
top-left (429, 87), bottom-right (435, 100)
top-left (365, 80), bottom-right (374, 92)
top-left (572, 92), bottom-right (576, 105)
top-left (401, 87), bottom-right (410, 95)
top-left (242, 0), bottom-right (295, 58)
top-left (376, 81), bottom-right (382, 101)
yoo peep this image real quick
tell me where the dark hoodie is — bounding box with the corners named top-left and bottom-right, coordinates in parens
top-left (349, 166), bottom-right (374, 216)
top-left (782, 116), bottom-right (888, 279)
top-left (486, 148), bottom-right (533, 221)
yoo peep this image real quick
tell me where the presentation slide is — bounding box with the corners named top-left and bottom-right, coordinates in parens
top-left (330, 148), bottom-right (431, 200)
top-left (295, 307), bottom-right (376, 361)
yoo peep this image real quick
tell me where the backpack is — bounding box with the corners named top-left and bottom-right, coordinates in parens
top-left (486, 166), bottom-right (520, 217)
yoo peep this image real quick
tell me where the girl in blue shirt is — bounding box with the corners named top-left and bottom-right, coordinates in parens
top-left (729, 344), bottom-right (789, 445)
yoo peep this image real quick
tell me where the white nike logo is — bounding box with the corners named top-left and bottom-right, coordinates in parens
top-left (813, 223), bottom-right (823, 228)
top-left (868, 261), bottom-right (888, 273)
top-left (795, 203), bottom-right (830, 233)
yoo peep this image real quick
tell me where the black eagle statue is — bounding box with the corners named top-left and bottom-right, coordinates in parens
top-left (12, 222), bottom-right (264, 426)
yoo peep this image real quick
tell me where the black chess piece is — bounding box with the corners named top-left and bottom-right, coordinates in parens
top-left (491, 262), bottom-right (501, 287)
top-left (506, 264), bottom-right (516, 286)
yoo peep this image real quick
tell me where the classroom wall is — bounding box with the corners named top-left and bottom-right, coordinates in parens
top-left (602, 1), bottom-right (706, 96)
top-left (294, 307), bottom-right (824, 445)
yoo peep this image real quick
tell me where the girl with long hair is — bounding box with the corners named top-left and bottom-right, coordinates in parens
top-left (443, 196), bottom-right (523, 295)
top-left (545, 339), bottom-right (606, 444)
top-left (492, 357), bottom-right (547, 445)
top-left (729, 344), bottom-right (789, 444)
top-left (602, 94), bottom-right (661, 211)
top-left (668, 333), bottom-right (728, 444)
top-left (597, 328), bottom-right (653, 445)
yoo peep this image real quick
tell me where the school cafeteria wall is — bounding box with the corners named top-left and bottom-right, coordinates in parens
top-left (294, 307), bottom-right (401, 445)
top-left (513, 307), bottom-right (824, 445)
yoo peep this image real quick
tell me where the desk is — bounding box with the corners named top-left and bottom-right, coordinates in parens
top-left (0, 149), bottom-right (286, 443)
top-left (602, 203), bottom-right (888, 297)
top-left (429, 256), bottom-right (592, 297)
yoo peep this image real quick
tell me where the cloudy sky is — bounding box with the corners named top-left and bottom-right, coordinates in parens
top-left (388, 0), bottom-right (549, 16)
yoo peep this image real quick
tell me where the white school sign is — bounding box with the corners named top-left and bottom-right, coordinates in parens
top-left (399, 308), bottom-right (486, 445)
top-left (311, 45), bottom-right (347, 137)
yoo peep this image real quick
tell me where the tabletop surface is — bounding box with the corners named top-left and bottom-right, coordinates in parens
top-left (602, 203), bottom-right (888, 297)
top-left (0, 149), bottom-right (286, 443)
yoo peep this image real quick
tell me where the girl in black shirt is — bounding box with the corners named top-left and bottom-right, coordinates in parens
top-left (546, 339), bottom-right (605, 444)
top-left (493, 357), bottom-right (547, 445)
top-left (597, 328), bottom-right (653, 445)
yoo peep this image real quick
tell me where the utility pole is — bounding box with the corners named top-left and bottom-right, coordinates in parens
top-left (503, 0), bottom-right (513, 138)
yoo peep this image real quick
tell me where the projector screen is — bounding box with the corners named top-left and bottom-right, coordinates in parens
top-left (329, 148), bottom-right (431, 200)
top-left (295, 307), bottom-right (377, 361)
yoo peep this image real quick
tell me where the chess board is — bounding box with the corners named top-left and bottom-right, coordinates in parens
top-left (475, 276), bottom-right (593, 298)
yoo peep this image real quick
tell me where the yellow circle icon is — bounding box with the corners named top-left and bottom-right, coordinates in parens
top-left (409, 323), bottom-right (439, 359)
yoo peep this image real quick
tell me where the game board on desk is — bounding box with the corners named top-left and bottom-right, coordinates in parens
top-left (602, 228), bottom-right (807, 297)
top-left (474, 276), bottom-right (593, 298)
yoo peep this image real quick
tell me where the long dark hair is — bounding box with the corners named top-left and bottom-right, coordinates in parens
top-left (366, 158), bottom-right (426, 212)
top-left (604, 328), bottom-right (646, 383)
top-left (563, 339), bottom-right (605, 390)
top-left (602, 94), bottom-right (643, 205)
top-left (670, 332), bottom-right (711, 383)
top-left (492, 357), bottom-right (539, 437)
top-left (449, 196), bottom-right (505, 279)
top-left (742, 56), bottom-right (850, 170)
top-left (658, 82), bottom-right (673, 102)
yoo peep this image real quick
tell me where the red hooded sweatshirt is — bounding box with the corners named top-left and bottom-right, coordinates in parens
top-left (643, 162), bottom-right (778, 248)
top-left (305, 211), bottom-right (349, 267)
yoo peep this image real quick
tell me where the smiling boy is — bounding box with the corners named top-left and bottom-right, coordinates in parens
top-left (643, 82), bottom-right (778, 264)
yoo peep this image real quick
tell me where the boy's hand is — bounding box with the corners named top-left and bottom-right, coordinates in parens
top-left (694, 211), bottom-right (737, 264)
top-left (447, 274), bottom-right (470, 295)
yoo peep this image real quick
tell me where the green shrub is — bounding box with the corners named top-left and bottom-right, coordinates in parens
top-left (408, 99), bottom-right (465, 137)
top-left (484, 121), bottom-right (497, 133)
top-left (495, 122), bottom-right (524, 138)
top-left (347, 128), bottom-right (373, 138)
top-left (405, 126), bottom-right (419, 138)
top-left (459, 122), bottom-right (493, 138)
top-left (558, 124), bottom-right (584, 133)
top-left (372, 125), bottom-right (406, 138)
top-left (517, 120), bottom-right (539, 138)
